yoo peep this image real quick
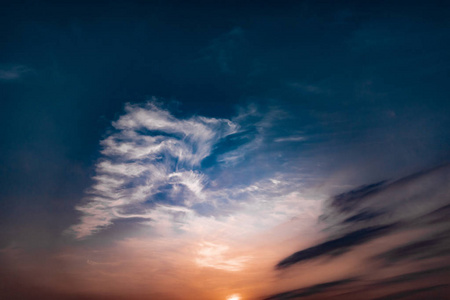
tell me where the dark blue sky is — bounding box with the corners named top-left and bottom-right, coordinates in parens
top-left (1, 1), bottom-right (450, 299)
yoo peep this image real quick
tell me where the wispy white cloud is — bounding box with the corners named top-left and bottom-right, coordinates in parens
top-left (69, 101), bottom-right (259, 238)
top-left (274, 136), bottom-right (307, 143)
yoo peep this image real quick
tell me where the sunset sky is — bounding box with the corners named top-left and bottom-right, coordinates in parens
top-left (1, 1), bottom-right (450, 299)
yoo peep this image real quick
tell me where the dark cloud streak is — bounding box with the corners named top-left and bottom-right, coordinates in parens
top-left (264, 278), bottom-right (356, 300)
top-left (276, 224), bottom-right (397, 269)
top-left (372, 284), bottom-right (449, 300)
top-left (330, 181), bottom-right (387, 213)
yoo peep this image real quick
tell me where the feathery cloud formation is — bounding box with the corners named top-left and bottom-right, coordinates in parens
top-left (70, 101), bottom-right (242, 238)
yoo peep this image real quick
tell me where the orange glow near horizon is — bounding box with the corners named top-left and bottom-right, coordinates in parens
top-left (226, 294), bottom-right (241, 300)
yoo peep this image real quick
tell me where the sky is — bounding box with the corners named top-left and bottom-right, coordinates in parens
top-left (1, 1), bottom-right (450, 299)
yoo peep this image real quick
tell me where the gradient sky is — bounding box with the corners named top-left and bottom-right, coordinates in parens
top-left (1, 1), bottom-right (450, 299)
